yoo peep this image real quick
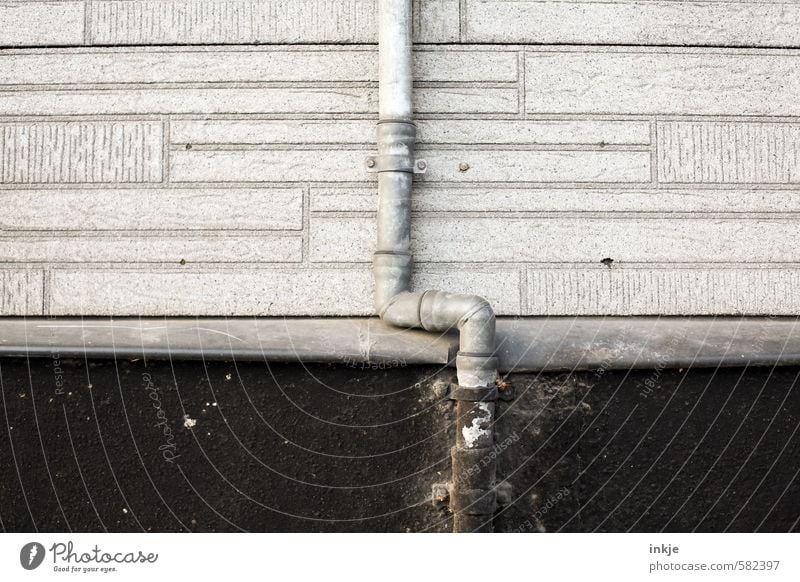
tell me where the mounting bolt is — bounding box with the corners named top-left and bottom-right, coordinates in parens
top-left (365, 157), bottom-right (376, 168)
top-left (416, 160), bottom-right (427, 171)
top-left (458, 162), bottom-right (470, 172)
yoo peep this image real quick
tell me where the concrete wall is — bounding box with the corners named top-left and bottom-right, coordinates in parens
top-left (2, 358), bottom-right (798, 532)
top-left (2, 1), bottom-right (800, 316)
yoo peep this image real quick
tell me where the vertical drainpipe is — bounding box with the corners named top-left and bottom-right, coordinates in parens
top-left (368, 0), bottom-right (500, 533)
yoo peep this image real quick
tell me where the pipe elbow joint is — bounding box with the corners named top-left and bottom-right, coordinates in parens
top-left (417, 291), bottom-right (495, 353)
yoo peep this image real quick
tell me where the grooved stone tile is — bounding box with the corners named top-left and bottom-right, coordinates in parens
top-left (0, 188), bottom-right (303, 231)
top-left (467, 0), bottom-right (800, 47)
top-left (88, 0), bottom-right (458, 44)
top-left (310, 216), bottom-right (800, 263)
top-left (48, 268), bottom-right (375, 316)
top-left (526, 50), bottom-right (800, 116)
top-left (0, 235), bottom-right (301, 263)
top-left (527, 267), bottom-right (800, 315)
top-left (0, 269), bottom-right (43, 315)
top-left (311, 187), bottom-right (800, 214)
top-left (0, 121), bottom-right (163, 184)
top-left (0, 49), bottom-right (516, 84)
top-left (658, 121), bottom-right (800, 184)
top-left (0, 1), bottom-right (85, 47)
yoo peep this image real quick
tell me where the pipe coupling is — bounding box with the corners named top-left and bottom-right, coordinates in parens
top-left (455, 353), bottom-right (498, 388)
top-left (368, 120), bottom-right (419, 174)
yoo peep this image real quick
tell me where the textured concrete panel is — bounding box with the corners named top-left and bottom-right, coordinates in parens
top-left (467, 0), bottom-right (800, 47)
top-left (0, 1), bottom-right (85, 46)
top-left (48, 267), bottom-right (374, 316)
top-left (311, 186), bottom-right (800, 214)
top-left (417, 120), bottom-right (650, 146)
top-left (2, 37), bottom-right (799, 317)
top-left (90, 0), bottom-right (379, 44)
top-left (527, 267), bottom-right (800, 316)
top-left (420, 150), bottom-right (651, 183)
top-left (0, 48), bottom-right (516, 84)
top-left (0, 269), bottom-right (43, 315)
top-left (88, 0), bottom-right (459, 44)
top-left (173, 148), bottom-right (648, 184)
top-left (0, 121), bottom-right (162, 183)
top-left (172, 119), bottom-right (645, 146)
top-left (0, 188), bottom-right (303, 230)
top-left (18, 0), bottom-right (800, 48)
top-left (658, 121), bottom-right (800, 184)
top-left (526, 49), bottom-right (800, 115)
top-left (0, 87), bottom-right (516, 115)
top-left (171, 149), bottom-right (368, 183)
top-left (172, 120), bottom-right (376, 145)
top-left (311, 216), bottom-right (800, 263)
top-left (0, 88), bottom-right (377, 115)
top-left (415, 0), bottom-right (459, 43)
top-left (47, 265), bottom-right (521, 316)
top-left (0, 235), bottom-right (301, 263)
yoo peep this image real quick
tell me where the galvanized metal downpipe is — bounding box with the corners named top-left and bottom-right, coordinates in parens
top-left (372, 0), bottom-right (499, 533)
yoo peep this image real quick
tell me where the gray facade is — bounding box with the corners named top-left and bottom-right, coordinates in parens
top-left (2, 1), bottom-right (800, 317)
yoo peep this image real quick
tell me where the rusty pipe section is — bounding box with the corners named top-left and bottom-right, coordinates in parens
top-left (374, 0), bottom-right (499, 532)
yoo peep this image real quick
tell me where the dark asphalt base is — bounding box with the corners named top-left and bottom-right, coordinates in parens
top-left (0, 358), bottom-right (797, 532)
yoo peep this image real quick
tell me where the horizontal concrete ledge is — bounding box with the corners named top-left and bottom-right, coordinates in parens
top-left (1, 316), bottom-right (799, 372)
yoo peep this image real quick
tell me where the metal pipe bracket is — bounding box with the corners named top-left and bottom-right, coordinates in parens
top-left (365, 155), bottom-right (427, 174)
top-left (449, 384), bottom-right (498, 402)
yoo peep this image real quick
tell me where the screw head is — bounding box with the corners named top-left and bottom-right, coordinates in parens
top-left (366, 157), bottom-right (376, 168)
top-left (416, 160), bottom-right (427, 171)
top-left (458, 162), bottom-right (470, 172)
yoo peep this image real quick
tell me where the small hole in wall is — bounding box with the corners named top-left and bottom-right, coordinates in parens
top-left (185, 144), bottom-right (192, 150)
top-left (600, 257), bottom-right (614, 268)
top-left (179, 259), bottom-right (186, 266)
